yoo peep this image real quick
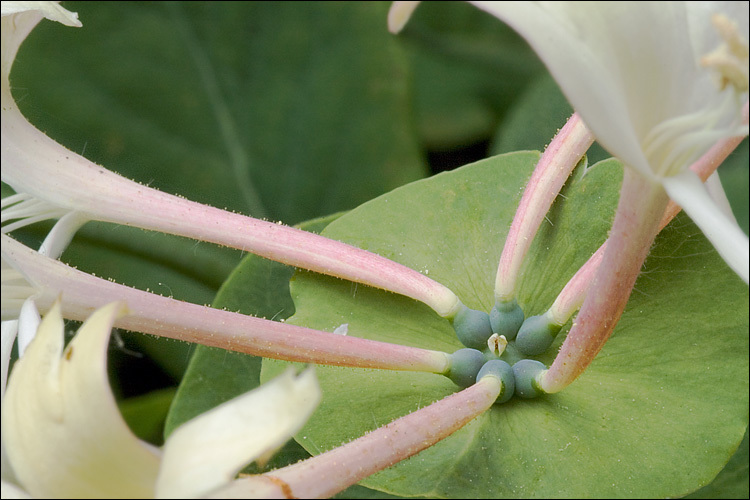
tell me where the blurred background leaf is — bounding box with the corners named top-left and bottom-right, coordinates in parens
top-left (6, 0), bottom-right (427, 387)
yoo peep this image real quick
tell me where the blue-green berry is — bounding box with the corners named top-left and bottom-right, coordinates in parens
top-left (451, 305), bottom-right (493, 351)
top-left (512, 359), bottom-right (546, 399)
top-left (446, 348), bottom-right (486, 388)
top-left (476, 359), bottom-right (515, 404)
top-left (489, 299), bottom-right (524, 340)
top-left (515, 315), bottom-right (562, 356)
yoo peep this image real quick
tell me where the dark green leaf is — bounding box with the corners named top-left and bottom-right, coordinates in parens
top-left (11, 0), bottom-right (427, 383)
top-left (395, 1), bottom-right (544, 149)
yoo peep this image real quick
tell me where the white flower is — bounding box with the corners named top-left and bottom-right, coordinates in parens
top-left (1, 300), bottom-right (320, 498)
top-left (391, 1), bottom-right (749, 282)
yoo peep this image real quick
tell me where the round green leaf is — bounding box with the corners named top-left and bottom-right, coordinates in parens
top-left (262, 152), bottom-right (748, 498)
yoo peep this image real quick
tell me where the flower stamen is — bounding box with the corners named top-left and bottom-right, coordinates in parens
top-left (700, 13), bottom-right (749, 92)
top-left (642, 88), bottom-right (747, 177)
top-left (1, 193), bottom-right (68, 234)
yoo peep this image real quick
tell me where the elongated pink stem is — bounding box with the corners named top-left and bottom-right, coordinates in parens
top-left (546, 246), bottom-right (604, 326)
top-left (2, 235), bottom-right (449, 374)
top-left (213, 376), bottom-right (501, 499)
top-left (539, 169), bottom-right (670, 393)
top-left (545, 101), bottom-right (748, 326)
top-left (1, 100), bottom-right (461, 318)
top-left (494, 113), bottom-right (594, 303)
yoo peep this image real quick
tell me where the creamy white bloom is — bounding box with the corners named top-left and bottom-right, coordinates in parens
top-left (1, 300), bottom-right (320, 498)
top-left (1, 301), bottom-right (161, 497)
top-left (478, 1), bottom-right (749, 282)
top-left (391, 1), bottom-right (749, 282)
top-left (155, 367), bottom-right (320, 499)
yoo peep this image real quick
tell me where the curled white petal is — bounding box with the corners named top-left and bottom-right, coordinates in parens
top-left (37, 211), bottom-right (90, 259)
top-left (662, 170), bottom-right (749, 283)
top-left (704, 171), bottom-right (738, 223)
top-left (156, 368), bottom-right (321, 499)
top-left (1, 301), bottom-right (162, 498)
top-left (469, 2), bottom-right (748, 177)
top-left (1, 2), bottom-right (81, 83)
top-left (1, 1), bottom-right (81, 26)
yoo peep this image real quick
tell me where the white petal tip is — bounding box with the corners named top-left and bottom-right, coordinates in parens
top-left (662, 172), bottom-right (749, 284)
top-left (1, 2), bottom-right (82, 27)
top-left (387, 1), bottom-right (421, 34)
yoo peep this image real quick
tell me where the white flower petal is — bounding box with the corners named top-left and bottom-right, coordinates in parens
top-left (1, 301), bottom-right (162, 498)
top-left (156, 368), bottom-right (320, 499)
top-left (387, 1), bottom-right (421, 34)
top-left (1, 1), bottom-right (81, 26)
top-left (37, 211), bottom-right (89, 259)
top-left (460, 1), bottom-right (748, 283)
top-left (470, 2), bottom-right (731, 178)
top-left (14, 298), bottom-right (39, 357)
top-left (662, 170), bottom-right (749, 283)
top-left (1, 2), bottom-right (80, 82)
top-left (0, 479), bottom-right (31, 499)
top-left (704, 171), bottom-right (738, 223)
top-left (1, 319), bottom-right (20, 398)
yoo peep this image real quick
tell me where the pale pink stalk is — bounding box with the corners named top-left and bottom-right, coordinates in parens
top-left (213, 375), bottom-right (502, 499)
top-left (1, 1), bottom-right (462, 319)
top-left (494, 113), bottom-right (594, 303)
top-left (545, 100), bottom-right (748, 327)
top-left (539, 168), bottom-right (670, 393)
top-left (545, 247), bottom-right (604, 327)
top-left (1, 98), bottom-right (461, 318)
top-left (2, 235), bottom-right (450, 374)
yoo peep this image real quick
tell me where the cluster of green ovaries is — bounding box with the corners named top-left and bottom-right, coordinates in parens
top-left (447, 301), bottom-right (557, 402)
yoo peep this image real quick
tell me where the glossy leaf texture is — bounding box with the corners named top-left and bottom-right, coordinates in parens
top-left (261, 152), bottom-right (748, 498)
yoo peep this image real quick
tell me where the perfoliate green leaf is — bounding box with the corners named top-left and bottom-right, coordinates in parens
top-left (262, 152), bottom-right (748, 498)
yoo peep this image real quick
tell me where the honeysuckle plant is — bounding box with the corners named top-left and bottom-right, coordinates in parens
top-left (1, 1), bottom-right (748, 499)
top-left (0, 5), bottom-right (506, 493)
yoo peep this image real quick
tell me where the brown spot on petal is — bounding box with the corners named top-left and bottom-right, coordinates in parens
top-left (64, 346), bottom-right (73, 360)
